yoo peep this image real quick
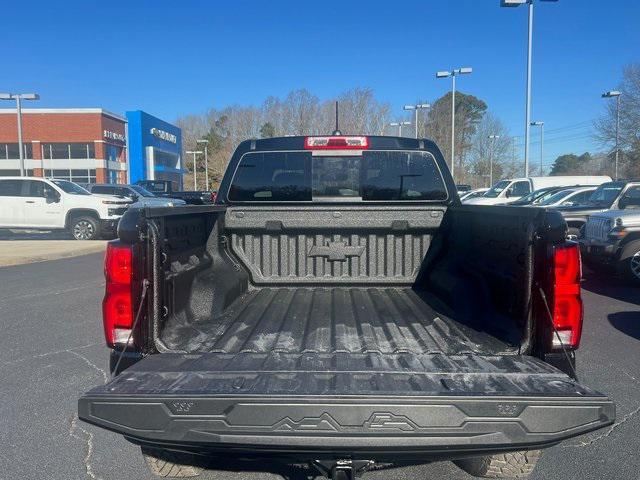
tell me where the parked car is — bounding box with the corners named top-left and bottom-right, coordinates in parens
top-left (79, 135), bottom-right (613, 480)
top-left (136, 179), bottom-right (216, 205)
top-left (465, 176), bottom-right (612, 205)
top-left (557, 180), bottom-right (640, 236)
top-left (580, 207), bottom-right (640, 283)
top-left (535, 186), bottom-right (597, 208)
top-left (0, 177), bottom-right (131, 240)
top-left (460, 187), bottom-right (488, 202)
top-left (85, 183), bottom-right (186, 207)
top-left (507, 186), bottom-right (572, 206)
top-left (456, 183), bottom-right (471, 195)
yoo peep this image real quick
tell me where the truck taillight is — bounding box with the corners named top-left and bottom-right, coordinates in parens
top-left (103, 242), bottom-right (136, 348)
top-left (304, 136), bottom-right (369, 150)
top-left (551, 243), bottom-right (583, 349)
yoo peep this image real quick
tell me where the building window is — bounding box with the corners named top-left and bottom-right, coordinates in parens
top-left (47, 168), bottom-right (96, 184)
top-left (105, 145), bottom-right (123, 162)
top-left (42, 143), bottom-right (95, 160)
top-left (0, 169), bottom-right (35, 177)
top-left (0, 143), bottom-right (33, 159)
top-left (70, 143), bottom-right (94, 159)
top-left (153, 149), bottom-right (179, 169)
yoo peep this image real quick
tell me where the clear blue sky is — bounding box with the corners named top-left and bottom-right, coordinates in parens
top-left (2, 0), bottom-right (638, 167)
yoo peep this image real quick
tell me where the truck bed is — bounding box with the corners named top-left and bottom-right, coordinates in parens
top-left (159, 287), bottom-right (519, 355)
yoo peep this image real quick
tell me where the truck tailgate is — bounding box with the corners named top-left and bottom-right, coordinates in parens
top-left (78, 352), bottom-right (614, 456)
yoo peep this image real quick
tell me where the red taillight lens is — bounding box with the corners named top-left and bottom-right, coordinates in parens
top-left (103, 242), bottom-right (135, 348)
top-left (105, 242), bottom-right (133, 285)
top-left (304, 136), bottom-right (369, 150)
top-left (551, 243), bottom-right (583, 349)
top-left (211, 191), bottom-right (217, 203)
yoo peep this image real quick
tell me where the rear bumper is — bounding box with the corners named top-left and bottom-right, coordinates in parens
top-left (579, 238), bottom-right (621, 265)
top-left (78, 394), bottom-right (614, 458)
top-left (78, 396), bottom-right (615, 458)
top-left (78, 353), bottom-right (614, 459)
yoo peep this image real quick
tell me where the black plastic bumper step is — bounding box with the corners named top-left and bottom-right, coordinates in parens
top-left (78, 352), bottom-right (614, 456)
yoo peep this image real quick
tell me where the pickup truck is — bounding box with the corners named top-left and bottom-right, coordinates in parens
top-left (0, 176), bottom-right (131, 240)
top-left (79, 136), bottom-right (614, 479)
top-left (557, 180), bottom-right (640, 236)
top-left (136, 179), bottom-right (216, 205)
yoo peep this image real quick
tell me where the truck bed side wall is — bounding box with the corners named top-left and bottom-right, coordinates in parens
top-left (421, 205), bottom-right (542, 348)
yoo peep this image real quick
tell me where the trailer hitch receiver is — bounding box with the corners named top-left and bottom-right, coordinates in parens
top-left (312, 459), bottom-right (375, 480)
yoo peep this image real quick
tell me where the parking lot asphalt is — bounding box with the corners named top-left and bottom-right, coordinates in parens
top-left (1, 253), bottom-right (639, 480)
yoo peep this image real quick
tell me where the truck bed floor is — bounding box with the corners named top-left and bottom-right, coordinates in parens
top-left (160, 287), bottom-right (517, 355)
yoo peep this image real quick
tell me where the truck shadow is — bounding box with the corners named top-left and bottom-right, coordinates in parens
top-left (608, 311), bottom-right (640, 342)
top-left (581, 275), bottom-right (640, 306)
top-left (201, 459), bottom-right (313, 480)
top-left (198, 458), bottom-right (434, 480)
top-left (0, 229), bottom-right (72, 240)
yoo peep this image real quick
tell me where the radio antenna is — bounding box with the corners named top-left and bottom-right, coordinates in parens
top-left (332, 101), bottom-right (341, 136)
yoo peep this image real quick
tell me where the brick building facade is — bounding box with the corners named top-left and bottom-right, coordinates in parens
top-left (0, 109), bottom-right (128, 183)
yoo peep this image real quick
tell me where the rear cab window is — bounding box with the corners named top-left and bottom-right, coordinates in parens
top-left (143, 181), bottom-right (174, 193)
top-left (228, 150), bottom-right (448, 203)
top-left (91, 185), bottom-right (117, 195)
top-left (510, 181), bottom-right (531, 197)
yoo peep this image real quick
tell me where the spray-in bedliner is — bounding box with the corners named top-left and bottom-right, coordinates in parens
top-left (160, 287), bottom-right (519, 355)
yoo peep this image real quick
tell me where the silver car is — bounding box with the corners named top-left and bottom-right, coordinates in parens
top-left (86, 184), bottom-right (186, 207)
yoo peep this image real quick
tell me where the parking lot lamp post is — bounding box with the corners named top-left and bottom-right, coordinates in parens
top-left (436, 68), bottom-right (473, 182)
top-left (389, 121), bottom-right (412, 137)
top-left (0, 93), bottom-right (40, 177)
top-left (501, 0), bottom-right (558, 177)
top-left (602, 90), bottom-right (621, 180)
top-left (185, 150), bottom-right (203, 190)
top-left (530, 121), bottom-right (544, 174)
top-left (197, 140), bottom-right (209, 188)
top-left (403, 104), bottom-right (431, 138)
top-left (488, 134), bottom-right (500, 186)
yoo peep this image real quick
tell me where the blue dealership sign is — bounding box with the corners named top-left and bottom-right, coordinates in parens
top-left (126, 110), bottom-right (184, 187)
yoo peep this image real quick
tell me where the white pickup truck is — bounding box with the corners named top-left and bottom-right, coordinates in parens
top-left (0, 177), bottom-right (132, 240)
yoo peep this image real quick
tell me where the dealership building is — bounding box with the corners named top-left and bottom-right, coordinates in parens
top-left (0, 108), bottom-right (183, 185)
top-left (126, 110), bottom-right (183, 187)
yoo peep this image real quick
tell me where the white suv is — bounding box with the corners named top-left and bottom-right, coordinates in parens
top-left (0, 177), bottom-right (132, 240)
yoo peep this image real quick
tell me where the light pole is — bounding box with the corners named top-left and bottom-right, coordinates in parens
top-left (196, 139), bottom-right (209, 188)
top-left (403, 104), bottom-right (431, 138)
top-left (185, 150), bottom-right (203, 190)
top-left (389, 121), bottom-right (412, 137)
top-left (602, 90), bottom-right (621, 180)
top-left (436, 67), bottom-right (473, 182)
top-left (488, 134), bottom-right (500, 187)
top-left (501, 0), bottom-right (558, 177)
top-left (530, 121), bottom-right (544, 175)
top-left (0, 92), bottom-right (40, 176)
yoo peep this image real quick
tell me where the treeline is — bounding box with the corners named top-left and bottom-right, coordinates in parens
top-left (593, 63), bottom-right (640, 179)
top-left (176, 87), bottom-right (519, 189)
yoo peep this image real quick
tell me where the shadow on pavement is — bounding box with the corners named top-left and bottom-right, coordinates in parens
top-left (160, 456), bottom-right (436, 480)
top-left (581, 275), bottom-right (640, 306)
top-left (0, 229), bottom-right (72, 240)
top-left (608, 311), bottom-right (640, 341)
